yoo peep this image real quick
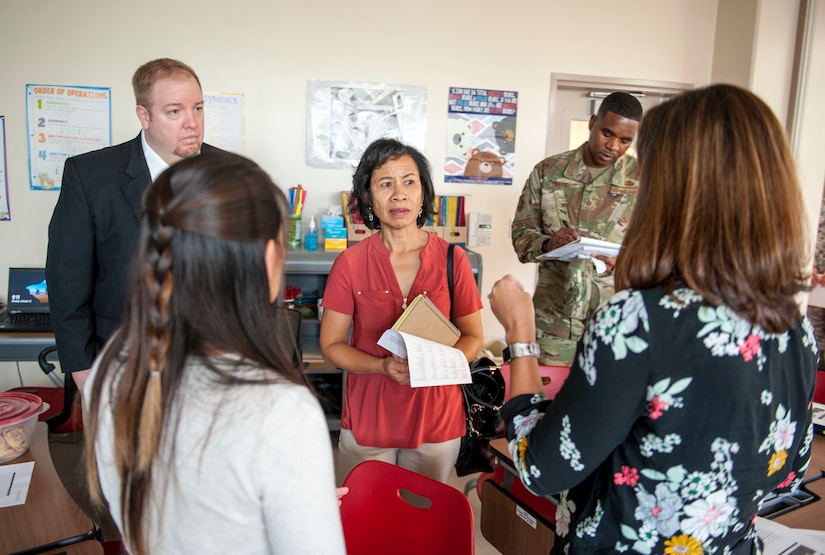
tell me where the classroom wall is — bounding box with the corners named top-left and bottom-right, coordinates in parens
top-left (2, 0), bottom-right (819, 355)
top-left (712, 0), bottom-right (759, 89)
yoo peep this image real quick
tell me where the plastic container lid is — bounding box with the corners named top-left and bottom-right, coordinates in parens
top-left (0, 392), bottom-right (43, 426)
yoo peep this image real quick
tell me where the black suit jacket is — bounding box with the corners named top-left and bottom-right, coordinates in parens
top-left (45, 134), bottom-right (221, 372)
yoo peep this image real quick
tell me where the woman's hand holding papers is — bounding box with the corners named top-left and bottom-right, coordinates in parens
top-left (383, 354), bottom-right (411, 386)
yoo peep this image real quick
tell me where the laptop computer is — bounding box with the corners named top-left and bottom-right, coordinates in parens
top-left (0, 268), bottom-right (53, 332)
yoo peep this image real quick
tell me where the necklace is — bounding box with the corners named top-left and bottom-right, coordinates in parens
top-left (402, 296), bottom-right (408, 309)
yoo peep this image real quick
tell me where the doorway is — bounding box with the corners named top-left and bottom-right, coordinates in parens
top-left (546, 74), bottom-right (694, 156)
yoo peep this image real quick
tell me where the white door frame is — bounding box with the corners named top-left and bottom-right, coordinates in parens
top-left (546, 74), bottom-right (694, 157)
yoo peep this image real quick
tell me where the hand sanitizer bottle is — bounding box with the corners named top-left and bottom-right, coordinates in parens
top-left (304, 215), bottom-right (318, 252)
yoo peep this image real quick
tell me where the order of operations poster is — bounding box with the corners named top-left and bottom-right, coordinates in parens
top-left (26, 84), bottom-right (112, 191)
top-left (444, 87), bottom-right (518, 185)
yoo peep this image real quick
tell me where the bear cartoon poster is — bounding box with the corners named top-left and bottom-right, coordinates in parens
top-left (445, 87), bottom-right (517, 185)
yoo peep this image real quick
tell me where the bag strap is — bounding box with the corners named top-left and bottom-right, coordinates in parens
top-left (447, 244), bottom-right (455, 322)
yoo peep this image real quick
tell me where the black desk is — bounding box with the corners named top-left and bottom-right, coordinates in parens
top-left (0, 332), bottom-right (55, 361)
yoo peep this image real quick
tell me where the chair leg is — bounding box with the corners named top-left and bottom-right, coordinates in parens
top-left (46, 374), bottom-right (78, 432)
top-left (37, 346), bottom-right (81, 432)
top-left (463, 477), bottom-right (478, 497)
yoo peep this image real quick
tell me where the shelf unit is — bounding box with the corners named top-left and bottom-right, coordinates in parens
top-left (283, 248), bottom-right (343, 430)
top-left (282, 245), bottom-right (483, 430)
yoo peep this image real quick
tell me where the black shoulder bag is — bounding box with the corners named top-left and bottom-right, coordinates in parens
top-left (447, 244), bottom-right (506, 476)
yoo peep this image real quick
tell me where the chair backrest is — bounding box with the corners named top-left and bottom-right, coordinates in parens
top-left (815, 369), bottom-right (825, 404)
top-left (341, 460), bottom-right (475, 555)
top-left (6, 346), bottom-right (83, 433)
top-left (499, 364), bottom-right (570, 402)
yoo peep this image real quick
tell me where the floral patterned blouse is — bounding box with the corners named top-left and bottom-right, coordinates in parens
top-left (502, 287), bottom-right (817, 554)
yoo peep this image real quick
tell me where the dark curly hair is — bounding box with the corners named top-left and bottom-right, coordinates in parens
top-left (349, 138), bottom-right (435, 230)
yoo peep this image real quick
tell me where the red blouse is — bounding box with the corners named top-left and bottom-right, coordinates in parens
top-left (322, 233), bottom-right (483, 448)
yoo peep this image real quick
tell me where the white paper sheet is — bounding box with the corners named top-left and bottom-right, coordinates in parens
top-left (0, 461), bottom-right (35, 507)
top-left (378, 329), bottom-right (471, 388)
top-left (536, 236), bottom-right (621, 262)
top-left (813, 402), bottom-right (825, 432)
top-left (756, 516), bottom-right (825, 554)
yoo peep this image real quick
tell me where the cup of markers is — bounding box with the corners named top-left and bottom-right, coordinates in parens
top-left (288, 185), bottom-right (306, 247)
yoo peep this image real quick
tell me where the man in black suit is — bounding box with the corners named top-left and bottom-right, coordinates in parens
top-left (46, 58), bottom-right (221, 390)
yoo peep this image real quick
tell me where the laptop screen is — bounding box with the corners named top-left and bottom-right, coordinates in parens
top-left (6, 268), bottom-right (50, 314)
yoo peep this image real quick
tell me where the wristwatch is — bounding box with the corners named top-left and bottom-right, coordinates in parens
top-left (502, 342), bottom-right (540, 364)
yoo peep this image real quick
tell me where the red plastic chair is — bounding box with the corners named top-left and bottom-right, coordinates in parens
top-left (7, 346), bottom-right (83, 433)
top-left (477, 465), bottom-right (557, 523)
top-left (499, 364), bottom-right (570, 402)
top-left (814, 369), bottom-right (825, 404)
top-left (341, 460), bottom-right (475, 555)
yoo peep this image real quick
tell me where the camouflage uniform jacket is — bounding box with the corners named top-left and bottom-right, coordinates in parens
top-left (511, 142), bottom-right (639, 365)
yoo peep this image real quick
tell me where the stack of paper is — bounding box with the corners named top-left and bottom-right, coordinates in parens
top-left (377, 294), bottom-right (469, 388)
top-left (755, 516), bottom-right (825, 553)
top-left (536, 236), bottom-right (621, 262)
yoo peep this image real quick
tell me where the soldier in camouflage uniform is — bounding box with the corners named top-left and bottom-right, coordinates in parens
top-left (511, 92), bottom-right (643, 366)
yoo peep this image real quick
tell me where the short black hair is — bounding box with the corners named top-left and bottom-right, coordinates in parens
top-left (350, 139), bottom-right (435, 230)
top-left (598, 92), bottom-right (643, 122)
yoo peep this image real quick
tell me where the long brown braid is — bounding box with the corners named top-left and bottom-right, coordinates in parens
top-left (84, 152), bottom-right (301, 555)
top-left (137, 192), bottom-right (175, 471)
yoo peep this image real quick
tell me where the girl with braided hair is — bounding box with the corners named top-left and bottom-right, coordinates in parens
top-left (83, 152), bottom-right (345, 555)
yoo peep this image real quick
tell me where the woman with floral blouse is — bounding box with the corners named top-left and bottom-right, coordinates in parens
top-left (490, 84), bottom-right (817, 554)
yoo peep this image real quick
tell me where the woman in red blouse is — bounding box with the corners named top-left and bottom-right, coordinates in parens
top-left (320, 139), bottom-right (484, 484)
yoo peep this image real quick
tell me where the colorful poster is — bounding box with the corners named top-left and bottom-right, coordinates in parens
top-left (26, 84), bottom-right (112, 191)
top-left (0, 116), bottom-right (8, 220)
top-left (204, 92), bottom-right (245, 154)
top-left (306, 80), bottom-right (428, 169)
top-left (445, 87), bottom-right (518, 185)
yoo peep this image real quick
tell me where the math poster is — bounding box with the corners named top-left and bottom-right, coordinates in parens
top-left (444, 87), bottom-right (518, 186)
top-left (26, 84), bottom-right (112, 191)
top-left (204, 92), bottom-right (245, 155)
top-left (0, 116), bottom-right (9, 220)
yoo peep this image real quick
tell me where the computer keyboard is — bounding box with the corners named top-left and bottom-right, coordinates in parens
top-left (0, 311), bottom-right (53, 332)
top-left (5, 313), bottom-right (51, 325)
